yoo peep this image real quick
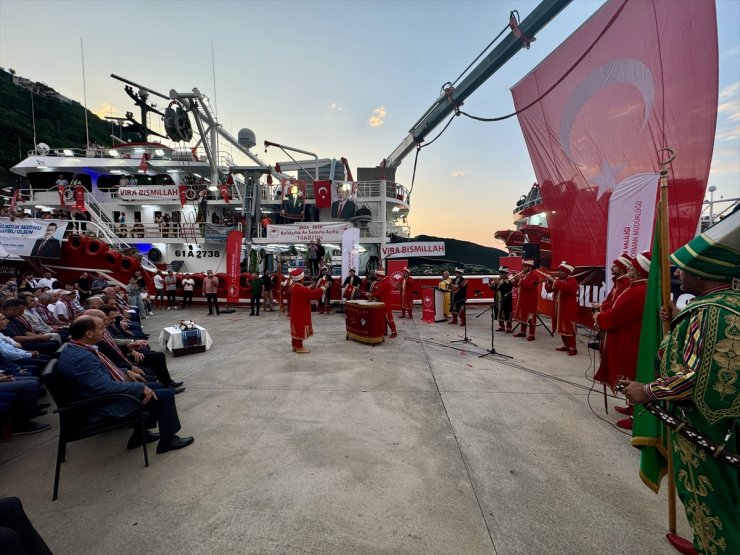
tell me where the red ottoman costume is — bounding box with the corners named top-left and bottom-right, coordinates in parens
top-left (287, 269), bottom-right (323, 353)
top-left (545, 261), bottom-right (579, 355)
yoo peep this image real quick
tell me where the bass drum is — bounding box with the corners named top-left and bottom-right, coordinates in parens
top-left (67, 234), bottom-right (88, 251)
top-left (84, 238), bottom-right (109, 257)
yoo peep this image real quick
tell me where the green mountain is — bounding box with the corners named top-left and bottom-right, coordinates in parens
top-left (395, 234), bottom-right (508, 275)
top-left (0, 68), bottom-right (131, 186)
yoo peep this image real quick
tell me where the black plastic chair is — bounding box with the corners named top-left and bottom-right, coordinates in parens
top-left (40, 360), bottom-right (150, 500)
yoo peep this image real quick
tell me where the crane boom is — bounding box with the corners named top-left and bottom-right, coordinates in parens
top-left (383, 0), bottom-right (573, 168)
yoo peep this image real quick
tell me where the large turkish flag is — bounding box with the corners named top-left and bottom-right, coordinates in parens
top-left (511, 0), bottom-right (717, 267)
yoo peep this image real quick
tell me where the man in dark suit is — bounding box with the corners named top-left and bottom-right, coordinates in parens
top-left (281, 184), bottom-right (304, 220)
top-left (30, 223), bottom-right (62, 258)
top-left (57, 315), bottom-right (193, 453)
top-left (330, 187), bottom-right (356, 219)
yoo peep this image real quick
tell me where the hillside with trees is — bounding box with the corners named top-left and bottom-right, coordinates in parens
top-left (0, 68), bottom-right (129, 186)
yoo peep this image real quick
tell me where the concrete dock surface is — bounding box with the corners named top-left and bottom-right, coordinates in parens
top-left (0, 303), bottom-right (691, 554)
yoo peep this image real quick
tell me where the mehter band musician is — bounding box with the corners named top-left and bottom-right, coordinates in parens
top-left (619, 211), bottom-right (739, 555)
top-left (544, 261), bottom-right (579, 356)
top-left (287, 269), bottom-right (323, 353)
top-left (512, 259), bottom-right (539, 340)
top-left (489, 266), bottom-right (513, 333)
top-left (342, 267), bottom-right (362, 302)
top-left (398, 267), bottom-right (414, 319)
top-left (438, 271), bottom-right (452, 319)
top-left (593, 253), bottom-right (648, 429)
top-left (315, 266), bottom-right (333, 315)
top-left (449, 268), bottom-right (468, 326)
top-left (369, 269), bottom-right (397, 338)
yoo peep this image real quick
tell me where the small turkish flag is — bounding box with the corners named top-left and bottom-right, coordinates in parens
top-left (314, 180), bottom-right (332, 209)
top-left (138, 153), bottom-right (149, 172)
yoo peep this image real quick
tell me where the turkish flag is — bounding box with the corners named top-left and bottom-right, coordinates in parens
top-left (314, 180), bottom-right (332, 209)
top-left (511, 0), bottom-right (717, 267)
top-left (57, 185), bottom-right (66, 207)
top-left (74, 185), bottom-right (86, 212)
top-left (138, 153), bottom-right (149, 172)
top-left (178, 185), bottom-right (187, 207)
top-left (219, 182), bottom-right (231, 204)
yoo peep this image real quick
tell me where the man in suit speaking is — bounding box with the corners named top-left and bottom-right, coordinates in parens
top-left (330, 185), bottom-right (356, 220)
top-left (30, 223), bottom-right (62, 258)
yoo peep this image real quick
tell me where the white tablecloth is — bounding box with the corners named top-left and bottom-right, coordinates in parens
top-left (158, 325), bottom-right (213, 352)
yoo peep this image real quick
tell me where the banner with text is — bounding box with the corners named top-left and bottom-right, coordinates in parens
top-left (341, 227), bottom-right (361, 283)
top-left (381, 241), bottom-right (446, 259)
top-left (118, 185), bottom-right (181, 201)
top-left (605, 173), bottom-right (659, 293)
top-left (260, 222), bottom-right (353, 244)
top-left (0, 218), bottom-right (69, 259)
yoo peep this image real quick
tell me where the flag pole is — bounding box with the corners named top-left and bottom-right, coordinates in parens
top-left (657, 148), bottom-right (677, 535)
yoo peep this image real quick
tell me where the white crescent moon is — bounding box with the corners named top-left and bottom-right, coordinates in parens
top-left (318, 186), bottom-right (328, 197)
top-left (559, 58), bottom-right (654, 162)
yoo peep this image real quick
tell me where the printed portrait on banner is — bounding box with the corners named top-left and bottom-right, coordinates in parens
top-left (330, 181), bottom-right (357, 220)
top-left (281, 179), bottom-right (306, 220)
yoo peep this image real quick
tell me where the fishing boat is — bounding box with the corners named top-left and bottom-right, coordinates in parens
top-left (4, 75), bottom-right (417, 303)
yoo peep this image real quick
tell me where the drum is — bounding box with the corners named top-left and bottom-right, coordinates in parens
top-left (345, 300), bottom-right (386, 345)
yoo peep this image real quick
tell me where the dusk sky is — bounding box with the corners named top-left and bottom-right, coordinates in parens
top-left (1, 0), bottom-right (738, 247)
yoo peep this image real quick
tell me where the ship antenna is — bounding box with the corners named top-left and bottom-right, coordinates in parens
top-left (211, 42), bottom-right (218, 120)
top-left (80, 37), bottom-right (90, 147)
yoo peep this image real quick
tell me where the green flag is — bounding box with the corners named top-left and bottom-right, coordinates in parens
top-left (631, 218), bottom-right (667, 492)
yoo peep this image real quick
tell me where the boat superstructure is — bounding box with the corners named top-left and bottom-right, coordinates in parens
top-left (8, 76), bottom-right (412, 283)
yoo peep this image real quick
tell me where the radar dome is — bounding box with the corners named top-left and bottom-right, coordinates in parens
top-left (36, 143), bottom-right (50, 155)
top-left (238, 128), bottom-right (256, 150)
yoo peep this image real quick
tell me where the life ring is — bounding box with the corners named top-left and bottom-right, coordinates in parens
top-left (84, 238), bottom-right (109, 257)
top-left (103, 250), bottom-right (123, 268)
top-left (185, 188), bottom-right (197, 201)
top-left (67, 234), bottom-right (88, 250)
top-left (147, 247), bottom-right (163, 262)
top-left (63, 189), bottom-right (75, 201)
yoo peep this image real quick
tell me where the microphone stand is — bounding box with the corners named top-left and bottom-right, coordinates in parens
top-left (450, 302), bottom-right (478, 347)
top-left (479, 294), bottom-right (512, 359)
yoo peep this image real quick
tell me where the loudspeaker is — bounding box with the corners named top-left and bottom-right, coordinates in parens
top-left (521, 243), bottom-right (541, 268)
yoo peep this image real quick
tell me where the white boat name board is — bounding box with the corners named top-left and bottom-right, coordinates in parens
top-left (262, 222), bottom-right (353, 243)
top-left (382, 242), bottom-right (446, 259)
top-left (119, 186), bottom-right (180, 200)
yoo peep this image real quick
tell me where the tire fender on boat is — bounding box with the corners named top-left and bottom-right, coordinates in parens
top-left (103, 250), bottom-right (123, 268)
top-left (67, 234), bottom-right (89, 250)
top-left (84, 238), bottom-right (109, 257)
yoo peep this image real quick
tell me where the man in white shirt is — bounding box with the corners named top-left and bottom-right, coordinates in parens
top-left (36, 271), bottom-right (56, 290)
top-left (48, 290), bottom-right (70, 323)
top-left (55, 174), bottom-right (69, 189)
top-left (181, 274), bottom-right (195, 307)
top-left (153, 271), bottom-right (165, 308)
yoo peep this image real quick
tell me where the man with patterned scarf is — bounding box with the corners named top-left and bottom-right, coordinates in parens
top-left (620, 211), bottom-right (739, 555)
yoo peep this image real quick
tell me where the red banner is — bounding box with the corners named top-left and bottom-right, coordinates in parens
top-left (313, 180), bottom-right (332, 209)
top-left (74, 186), bottom-right (86, 212)
top-left (511, 0), bottom-right (717, 267)
top-left (178, 184), bottom-right (187, 208)
top-left (138, 153), bottom-right (149, 172)
top-left (225, 230), bottom-right (242, 305)
top-left (57, 185), bottom-right (66, 207)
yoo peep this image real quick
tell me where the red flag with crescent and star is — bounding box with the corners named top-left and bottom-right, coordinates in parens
top-left (510, 0), bottom-right (717, 267)
top-left (314, 180), bottom-right (332, 209)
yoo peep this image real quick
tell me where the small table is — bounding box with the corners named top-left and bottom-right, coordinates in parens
top-left (158, 325), bottom-right (213, 357)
